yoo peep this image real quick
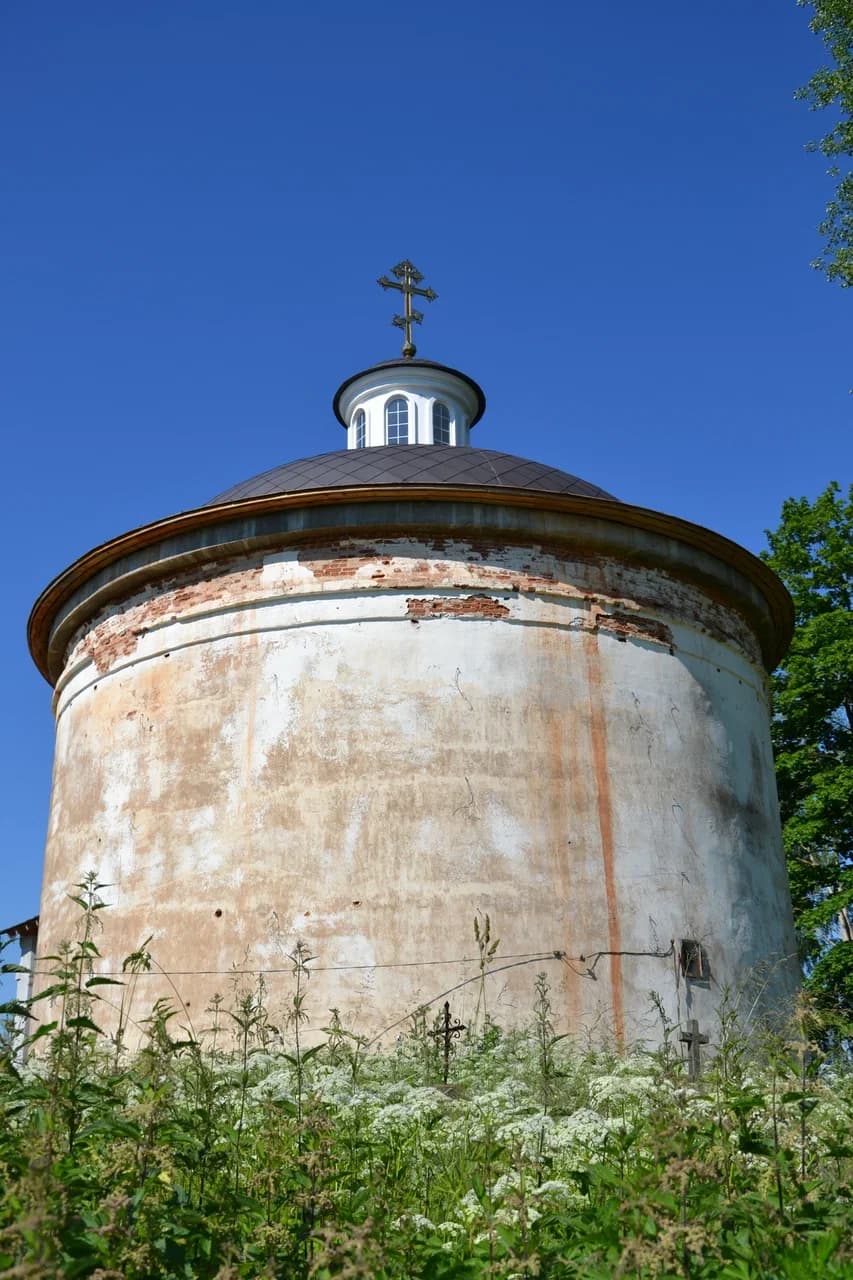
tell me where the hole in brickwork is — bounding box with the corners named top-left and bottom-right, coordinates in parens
top-left (680, 938), bottom-right (710, 982)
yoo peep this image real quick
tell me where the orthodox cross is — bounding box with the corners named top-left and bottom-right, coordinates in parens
top-left (679, 1017), bottom-right (709, 1081)
top-left (377, 260), bottom-right (437, 358)
top-left (428, 1000), bottom-right (466, 1084)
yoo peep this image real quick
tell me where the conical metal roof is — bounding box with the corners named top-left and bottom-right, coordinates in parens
top-left (210, 446), bottom-right (617, 505)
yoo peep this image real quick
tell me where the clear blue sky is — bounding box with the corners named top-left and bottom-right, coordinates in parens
top-left (1, 1), bottom-right (850, 951)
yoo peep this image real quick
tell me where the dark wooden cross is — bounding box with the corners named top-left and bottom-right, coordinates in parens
top-left (679, 1017), bottom-right (709, 1080)
top-left (377, 260), bottom-right (438, 357)
top-left (429, 1000), bottom-right (466, 1084)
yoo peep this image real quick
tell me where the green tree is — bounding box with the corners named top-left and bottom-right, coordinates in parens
top-left (763, 482), bottom-right (853, 1030)
top-left (797, 0), bottom-right (853, 285)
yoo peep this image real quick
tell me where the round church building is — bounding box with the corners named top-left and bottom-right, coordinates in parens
top-left (28, 311), bottom-right (800, 1049)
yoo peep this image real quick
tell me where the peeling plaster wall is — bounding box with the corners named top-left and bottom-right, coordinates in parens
top-left (35, 535), bottom-right (799, 1047)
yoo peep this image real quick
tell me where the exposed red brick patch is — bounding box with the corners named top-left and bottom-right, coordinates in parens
top-left (84, 626), bottom-right (141, 674)
top-left (81, 565), bottom-right (265, 674)
top-left (406, 594), bottom-right (511, 620)
top-left (594, 609), bottom-right (673, 650)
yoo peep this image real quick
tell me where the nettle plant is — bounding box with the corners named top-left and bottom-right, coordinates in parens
top-left (1, 882), bottom-right (852, 1279)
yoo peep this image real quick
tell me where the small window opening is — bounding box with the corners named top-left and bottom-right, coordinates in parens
top-left (386, 396), bottom-right (409, 445)
top-left (679, 938), bottom-right (710, 981)
top-left (354, 408), bottom-right (366, 449)
top-left (433, 400), bottom-right (451, 445)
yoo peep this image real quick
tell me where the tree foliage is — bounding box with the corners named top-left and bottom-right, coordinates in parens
top-left (763, 482), bottom-right (853, 1028)
top-left (797, 0), bottom-right (853, 285)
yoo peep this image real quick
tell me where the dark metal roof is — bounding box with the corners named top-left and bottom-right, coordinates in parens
top-left (2, 915), bottom-right (39, 939)
top-left (209, 446), bottom-right (618, 505)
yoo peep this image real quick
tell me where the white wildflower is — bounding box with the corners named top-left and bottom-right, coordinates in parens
top-left (311, 1064), bottom-right (364, 1108)
top-left (613, 1051), bottom-right (657, 1076)
top-left (472, 1078), bottom-right (536, 1119)
top-left (494, 1203), bottom-right (541, 1227)
top-left (551, 1107), bottom-right (614, 1156)
top-left (457, 1188), bottom-right (484, 1225)
top-left (812, 1093), bottom-right (852, 1130)
top-left (370, 1086), bottom-right (447, 1139)
top-left (435, 1221), bottom-right (465, 1239)
top-left (588, 1072), bottom-right (657, 1110)
top-left (495, 1111), bottom-right (554, 1157)
top-left (393, 1212), bottom-right (436, 1233)
top-left (489, 1171), bottom-right (521, 1200)
top-left (249, 1068), bottom-right (294, 1102)
top-left (530, 1178), bottom-right (583, 1206)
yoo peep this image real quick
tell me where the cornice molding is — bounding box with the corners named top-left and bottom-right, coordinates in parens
top-left (28, 485), bottom-right (793, 684)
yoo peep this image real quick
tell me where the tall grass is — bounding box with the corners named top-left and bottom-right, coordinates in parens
top-left (1, 890), bottom-right (852, 1278)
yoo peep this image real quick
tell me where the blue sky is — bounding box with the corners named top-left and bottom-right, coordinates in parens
top-left (1, 1), bottom-right (850, 951)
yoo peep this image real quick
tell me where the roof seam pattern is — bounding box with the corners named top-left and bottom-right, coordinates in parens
top-left (209, 447), bottom-right (618, 505)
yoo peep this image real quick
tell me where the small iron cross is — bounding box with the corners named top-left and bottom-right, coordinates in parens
top-left (679, 1017), bottom-right (709, 1081)
top-left (429, 1000), bottom-right (466, 1084)
top-left (377, 260), bottom-right (437, 358)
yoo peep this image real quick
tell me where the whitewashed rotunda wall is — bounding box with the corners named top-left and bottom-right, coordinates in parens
top-left (30, 490), bottom-right (799, 1048)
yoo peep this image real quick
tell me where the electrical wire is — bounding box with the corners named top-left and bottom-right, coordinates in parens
top-left (26, 948), bottom-right (568, 979)
top-left (11, 943), bottom-right (680, 1051)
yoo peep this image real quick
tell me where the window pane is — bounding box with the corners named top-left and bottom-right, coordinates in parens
top-left (386, 397), bottom-right (409, 445)
top-left (433, 401), bottom-right (450, 444)
top-left (354, 409), bottom-right (366, 448)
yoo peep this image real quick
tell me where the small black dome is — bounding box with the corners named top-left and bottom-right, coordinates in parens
top-left (210, 446), bottom-right (617, 505)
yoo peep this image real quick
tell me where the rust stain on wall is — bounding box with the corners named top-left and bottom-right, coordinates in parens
top-left (406, 594), bottom-right (511, 621)
top-left (583, 627), bottom-right (625, 1047)
top-left (240, 632), bottom-right (259, 828)
top-left (545, 695), bottom-right (583, 1031)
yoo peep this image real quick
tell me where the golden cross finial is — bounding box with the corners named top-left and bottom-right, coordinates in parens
top-left (377, 260), bottom-right (437, 358)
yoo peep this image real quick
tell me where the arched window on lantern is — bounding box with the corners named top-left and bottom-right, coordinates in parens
top-left (433, 401), bottom-right (451, 445)
top-left (354, 409), bottom-right (366, 449)
top-left (386, 397), bottom-right (409, 445)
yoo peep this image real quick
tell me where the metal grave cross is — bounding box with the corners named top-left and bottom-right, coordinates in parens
top-left (429, 1000), bottom-right (466, 1084)
top-left (377, 260), bottom-right (438, 358)
top-left (679, 1017), bottom-right (709, 1081)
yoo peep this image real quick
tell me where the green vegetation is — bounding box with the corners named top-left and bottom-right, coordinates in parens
top-left (763, 482), bottom-right (853, 1038)
top-left (2, 883), bottom-right (853, 1278)
top-left (798, 0), bottom-right (853, 285)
